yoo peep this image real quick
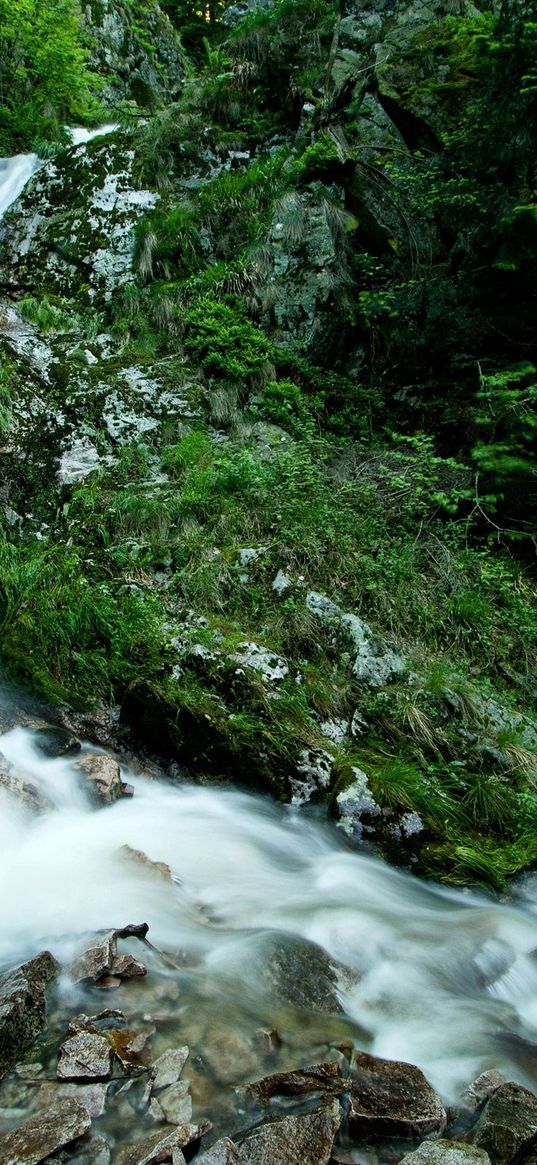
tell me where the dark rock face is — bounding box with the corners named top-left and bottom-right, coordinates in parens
top-left (237, 1099), bottom-right (342, 1165)
top-left (0, 1099), bottom-right (91, 1165)
top-left (0, 951), bottom-right (59, 1079)
top-left (32, 725), bottom-right (81, 758)
top-left (348, 1050), bottom-right (446, 1139)
top-left (469, 1082), bottom-right (537, 1163)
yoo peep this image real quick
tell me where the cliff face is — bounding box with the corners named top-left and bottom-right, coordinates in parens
top-left (0, 0), bottom-right (537, 889)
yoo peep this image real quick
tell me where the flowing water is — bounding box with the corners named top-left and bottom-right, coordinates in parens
top-left (0, 124), bottom-right (118, 222)
top-left (1, 716), bottom-right (537, 1122)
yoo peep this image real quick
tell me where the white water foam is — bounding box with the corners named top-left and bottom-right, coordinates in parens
top-left (1, 723), bottom-right (537, 1100)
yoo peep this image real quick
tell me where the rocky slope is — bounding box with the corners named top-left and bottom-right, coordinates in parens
top-left (0, 0), bottom-right (537, 890)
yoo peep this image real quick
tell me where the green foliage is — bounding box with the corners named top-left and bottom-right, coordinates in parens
top-left (0, 0), bottom-right (101, 153)
top-left (183, 296), bottom-right (270, 378)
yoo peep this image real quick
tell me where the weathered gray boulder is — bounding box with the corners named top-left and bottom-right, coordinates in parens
top-left (0, 951), bottom-right (59, 1078)
top-left (460, 1072), bottom-right (506, 1117)
top-left (400, 1141), bottom-right (492, 1165)
top-left (469, 1082), bottom-right (537, 1163)
top-left (0, 1099), bottom-right (91, 1165)
top-left (76, 753), bottom-right (124, 806)
top-left (348, 1050), bottom-right (446, 1139)
top-left (57, 1029), bottom-right (113, 1081)
top-left (237, 1099), bottom-right (341, 1164)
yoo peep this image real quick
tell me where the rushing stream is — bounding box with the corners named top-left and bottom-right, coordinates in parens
top-left (1, 716), bottom-right (537, 1120)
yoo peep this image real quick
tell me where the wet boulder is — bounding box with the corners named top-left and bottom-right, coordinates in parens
top-left (76, 753), bottom-right (125, 806)
top-left (0, 1099), bottom-right (91, 1165)
top-left (196, 1141), bottom-right (240, 1165)
top-left (0, 951), bottom-right (59, 1078)
top-left (469, 1082), bottom-right (537, 1163)
top-left (348, 1050), bottom-right (446, 1139)
top-left (237, 1098), bottom-right (342, 1164)
top-left (32, 725), bottom-right (81, 758)
top-left (70, 924), bottom-right (148, 985)
top-left (261, 932), bottom-right (343, 1014)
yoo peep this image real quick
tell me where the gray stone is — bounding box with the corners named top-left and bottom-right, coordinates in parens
top-left (460, 1073), bottom-right (506, 1116)
top-left (57, 1030), bottom-right (113, 1081)
top-left (349, 1050), bottom-right (446, 1139)
top-left (69, 923), bottom-right (148, 984)
top-left (306, 592), bottom-right (405, 687)
top-left (230, 642), bottom-right (289, 682)
top-left (237, 1099), bottom-right (341, 1165)
top-left (38, 1080), bottom-right (109, 1118)
top-left (0, 1100), bottom-right (91, 1165)
top-left (469, 1082), bottom-right (537, 1163)
top-left (291, 748), bottom-right (333, 806)
top-left (152, 1047), bottom-right (189, 1090)
top-left (0, 951), bottom-right (59, 1079)
top-left (76, 753), bottom-right (124, 806)
top-left (335, 768), bottom-right (381, 839)
top-left (400, 1142), bottom-right (492, 1165)
top-left (158, 1082), bottom-right (192, 1125)
top-left (195, 1141), bottom-right (240, 1165)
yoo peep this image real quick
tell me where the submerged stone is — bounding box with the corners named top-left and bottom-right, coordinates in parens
top-left (57, 1029), bottom-right (113, 1081)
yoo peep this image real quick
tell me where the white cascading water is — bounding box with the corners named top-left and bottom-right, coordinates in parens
top-left (0, 124), bottom-right (118, 222)
top-left (1, 721), bottom-right (537, 1103)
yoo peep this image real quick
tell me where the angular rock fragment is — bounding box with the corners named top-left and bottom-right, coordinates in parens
top-left (0, 951), bottom-right (59, 1078)
top-left (152, 1048), bottom-right (189, 1090)
top-left (69, 924), bottom-right (148, 984)
top-left (0, 1099), bottom-right (91, 1165)
top-left (196, 1141), bottom-right (240, 1165)
top-left (244, 1061), bottom-right (344, 1103)
top-left (115, 1122), bottom-right (211, 1165)
top-left (38, 1079), bottom-right (109, 1118)
top-left (237, 1099), bottom-right (341, 1165)
top-left (120, 845), bottom-right (172, 882)
top-left (57, 1029), bottom-right (113, 1081)
top-left (109, 1027), bottom-right (153, 1072)
top-left (158, 1082), bottom-right (192, 1125)
top-left (348, 1050), bottom-right (446, 1139)
top-left (469, 1081), bottom-right (537, 1163)
top-left (460, 1072), bottom-right (506, 1116)
top-left (76, 753), bottom-right (124, 806)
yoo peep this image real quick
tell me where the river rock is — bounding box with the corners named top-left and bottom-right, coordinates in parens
top-left (42, 1134), bottom-right (111, 1165)
top-left (57, 1029), bottom-right (113, 1081)
top-left (0, 1099), bottom-right (91, 1165)
top-left (469, 1081), bottom-right (537, 1162)
top-left (195, 1141), bottom-right (240, 1165)
top-left (76, 753), bottom-right (124, 805)
top-left (70, 924), bottom-right (148, 984)
top-left (460, 1072), bottom-right (506, 1116)
top-left (261, 932), bottom-right (343, 1013)
top-left (115, 1122), bottom-right (211, 1165)
top-left (0, 951), bottom-right (59, 1078)
top-left (348, 1050), bottom-right (446, 1139)
top-left (400, 1141), bottom-right (492, 1165)
top-left (152, 1047), bottom-right (189, 1089)
top-left (244, 1061), bottom-right (344, 1103)
top-left (237, 1098), bottom-right (342, 1164)
top-left (158, 1082), bottom-right (192, 1125)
